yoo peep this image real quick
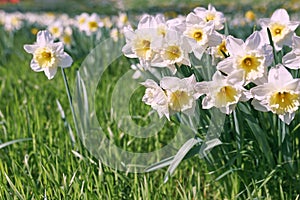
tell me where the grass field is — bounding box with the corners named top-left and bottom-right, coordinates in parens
top-left (1, 1), bottom-right (300, 199)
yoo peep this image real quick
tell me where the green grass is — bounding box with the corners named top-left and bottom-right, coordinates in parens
top-left (1, 2), bottom-right (300, 199)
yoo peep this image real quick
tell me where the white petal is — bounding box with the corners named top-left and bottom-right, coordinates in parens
top-left (207, 32), bottom-right (222, 47)
top-left (141, 79), bottom-right (159, 88)
top-left (250, 84), bottom-right (274, 99)
top-left (226, 36), bottom-right (244, 55)
top-left (283, 79), bottom-right (300, 91)
top-left (279, 112), bottom-right (295, 125)
top-left (216, 57), bottom-right (234, 75)
top-left (194, 81), bottom-right (209, 94)
top-left (36, 30), bottom-right (54, 45)
top-left (186, 13), bottom-right (202, 25)
top-left (160, 76), bottom-right (180, 90)
top-left (123, 26), bottom-right (135, 41)
top-left (258, 18), bottom-right (271, 27)
top-left (251, 99), bottom-right (268, 112)
top-left (245, 31), bottom-right (261, 50)
top-left (59, 53), bottom-right (73, 68)
top-left (122, 44), bottom-right (136, 58)
top-left (268, 65), bottom-right (293, 84)
top-left (271, 9), bottom-right (289, 23)
top-left (292, 35), bottom-right (300, 48)
top-left (30, 60), bottom-right (43, 72)
top-left (44, 67), bottom-right (58, 80)
top-left (24, 44), bottom-right (39, 54)
top-left (282, 52), bottom-right (300, 69)
top-left (227, 69), bottom-right (244, 86)
top-left (202, 96), bottom-right (214, 109)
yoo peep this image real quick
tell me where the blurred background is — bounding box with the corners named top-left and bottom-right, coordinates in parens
top-left (0, 0), bottom-right (298, 16)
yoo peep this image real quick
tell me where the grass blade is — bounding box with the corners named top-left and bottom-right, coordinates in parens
top-left (0, 138), bottom-right (31, 149)
top-left (4, 173), bottom-right (24, 200)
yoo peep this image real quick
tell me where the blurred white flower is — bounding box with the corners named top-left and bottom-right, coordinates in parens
top-left (4, 12), bottom-right (23, 32)
top-left (75, 12), bottom-right (89, 32)
top-left (116, 12), bottom-right (129, 28)
top-left (59, 26), bottom-right (73, 48)
top-left (217, 31), bottom-right (273, 85)
top-left (83, 13), bottom-right (103, 36)
top-left (250, 65), bottom-right (300, 124)
top-left (282, 35), bottom-right (300, 69)
top-left (47, 20), bottom-right (64, 39)
top-left (110, 28), bottom-right (119, 42)
top-left (23, 30), bottom-right (73, 79)
top-left (195, 70), bottom-right (250, 114)
top-left (259, 8), bottom-right (299, 51)
top-left (193, 4), bottom-right (226, 30)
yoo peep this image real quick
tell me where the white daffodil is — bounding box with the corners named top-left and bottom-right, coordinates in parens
top-left (23, 30), bottom-right (73, 80)
top-left (4, 12), bottom-right (23, 32)
top-left (151, 29), bottom-right (191, 73)
top-left (251, 65), bottom-right (300, 124)
top-left (193, 4), bottom-right (226, 30)
top-left (122, 15), bottom-right (164, 67)
top-left (59, 26), bottom-right (73, 49)
top-left (282, 35), bottom-right (300, 69)
top-left (75, 12), bottom-right (89, 32)
top-left (160, 75), bottom-right (201, 116)
top-left (217, 31), bottom-right (273, 85)
top-left (82, 13), bottom-right (103, 36)
top-left (195, 70), bottom-right (251, 114)
top-left (259, 8), bottom-right (299, 51)
top-left (141, 79), bottom-right (169, 119)
top-left (184, 12), bottom-right (222, 60)
top-left (209, 33), bottom-right (228, 61)
top-left (47, 20), bottom-right (64, 39)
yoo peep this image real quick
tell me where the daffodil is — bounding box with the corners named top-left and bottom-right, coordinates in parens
top-left (195, 70), bottom-right (251, 114)
top-left (193, 4), bottom-right (226, 30)
top-left (47, 20), bottom-right (63, 39)
top-left (259, 8), bottom-right (299, 51)
top-left (24, 30), bottom-right (73, 79)
top-left (122, 15), bottom-right (164, 67)
top-left (217, 31), bottom-right (273, 85)
top-left (151, 29), bottom-right (191, 73)
top-left (141, 79), bottom-right (169, 119)
top-left (184, 12), bottom-right (222, 60)
top-left (161, 75), bottom-right (201, 116)
top-left (142, 75), bottom-right (200, 119)
top-left (250, 65), bottom-right (300, 124)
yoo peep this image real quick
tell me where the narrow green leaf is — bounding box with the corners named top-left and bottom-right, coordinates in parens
top-left (0, 138), bottom-right (31, 149)
top-left (164, 137), bottom-right (199, 183)
top-left (4, 173), bottom-right (24, 200)
top-left (245, 118), bottom-right (275, 167)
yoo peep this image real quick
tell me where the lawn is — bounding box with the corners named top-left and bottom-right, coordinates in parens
top-left (1, 0), bottom-right (300, 199)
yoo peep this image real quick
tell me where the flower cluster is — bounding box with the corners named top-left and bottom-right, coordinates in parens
top-left (122, 5), bottom-right (300, 125)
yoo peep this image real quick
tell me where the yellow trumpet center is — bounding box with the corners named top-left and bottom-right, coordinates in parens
top-left (215, 86), bottom-right (238, 107)
top-left (34, 47), bottom-right (57, 68)
top-left (269, 91), bottom-right (300, 114)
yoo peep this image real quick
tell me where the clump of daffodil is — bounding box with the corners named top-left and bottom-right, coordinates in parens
top-left (24, 30), bottom-right (73, 79)
top-left (251, 65), bottom-right (300, 124)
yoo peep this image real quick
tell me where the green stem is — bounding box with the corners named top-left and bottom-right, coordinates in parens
top-left (277, 117), bottom-right (282, 164)
top-left (61, 68), bottom-right (80, 142)
top-left (233, 110), bottom-right (242, 165)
